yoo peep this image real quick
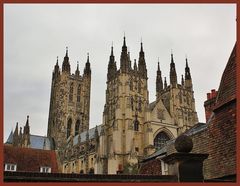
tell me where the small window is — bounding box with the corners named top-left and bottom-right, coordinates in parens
top-left (135, 147), bottom-right (139, 152)
top-left (5, 164), bottom-right (17, 172)
top-left (40, 166), bottom-right (51, 173)
top-left (77, 85), bottom-right (81, 102)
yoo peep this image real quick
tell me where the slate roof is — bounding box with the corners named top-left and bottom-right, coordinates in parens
top-left (183, 122), bottom-right (207, 136)
top-left (148, 101), bottom-right (157, 111)
top-left (73, 125), bottom-right (102, 146)
top-left (5, 131), bottom-right (13, 144)
top-left (4, 145), bottom-right (59, 173)
top-left (5, 133), bottom-right (52, 150)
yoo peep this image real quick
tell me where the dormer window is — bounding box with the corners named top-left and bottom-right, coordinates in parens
top-left (40, 166), bottom-right (51, 173)
top-left (4, 163), bottom-right (17, 171)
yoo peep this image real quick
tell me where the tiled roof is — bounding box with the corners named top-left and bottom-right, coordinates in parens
top-left (4, 145), bottom-right (59, 173)
top-left (214, 43), bottom-right (236, 109)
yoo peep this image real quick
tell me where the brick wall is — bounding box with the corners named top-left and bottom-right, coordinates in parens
top-left (206, 101), bottom-right (236, 179)
top-left (139, 159), bottom-right (162, 175)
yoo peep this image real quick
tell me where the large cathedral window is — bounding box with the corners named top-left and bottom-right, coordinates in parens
top-left (69, 83), bottom-right (74, 102)
top-left (133, 118), bottom-right (139, 131)
top-left (154, 131), bottom-right (170, 150)
top-left (75, 120), bottom-right (80, 136)
top-left (77, 85), bottom-right (81, 102)
top-left (67, 118), bottom-right (72, 139)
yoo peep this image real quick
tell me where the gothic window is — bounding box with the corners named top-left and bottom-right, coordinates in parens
top-left (138, 97), bottom-right (142, 112)
top-left (154, 131), bottom-right (170, 150)
top-left (67, 118), bottom-right (72, 139)
top-left (130, 81), bottom-right (133, 91)
top-left (138, 81), bottom-right (141, 93)
top-left (69, 83), bottom-right (74, 102)
top-left (77, 85), bottom-right (81, 102)
top-left (134, 119), bottom-right (139, 131)
top-left (131, 97), bottom-right (134, 110)
top-left (75, 120), bottom-right (80, 136)
top-left (186, 95), bottom-right (189, 105)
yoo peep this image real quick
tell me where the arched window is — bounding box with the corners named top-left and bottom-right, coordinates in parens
top-left (138, 81), bottom-right (141, 93)
top-left (154, 131), bottom-right (170, 150)
top-left (69, 83), bottom-right (74, 102)
top-left (133, 119), bottom-right (139, 131)
top-left (77, 85), bottom-right (81, 102)
top-left (130, 81), bottom-right (133, 91)
top-left (67, 118), bottom-right (72, 139)
top-left (138, 97), bottom-right (142, 112)
top-left (75, 120), bottom-right (80, 136)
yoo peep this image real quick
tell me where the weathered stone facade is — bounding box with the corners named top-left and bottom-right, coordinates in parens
top-left (7, 37), bottom-right (199, 175)
top-left (47, 48), bottom-right (91, 152)
top-left (97, 37), bottom-right (198, 174)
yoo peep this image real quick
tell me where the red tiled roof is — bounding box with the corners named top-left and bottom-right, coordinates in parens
top-left (214, 43), bottom-right (236, 110)
top-left (4, 145), bottom-right (59, 173)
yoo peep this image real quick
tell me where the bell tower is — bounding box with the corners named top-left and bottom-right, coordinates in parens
top-left (47, 48), bottom-right (91, 151)
top-left (99, 37), bottom-right (149, 174)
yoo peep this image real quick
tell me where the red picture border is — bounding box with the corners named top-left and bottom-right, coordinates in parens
top-left (0, 1), bottom-right (238, 186)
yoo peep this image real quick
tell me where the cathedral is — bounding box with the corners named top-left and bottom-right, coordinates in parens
top-left (6, 36), bottom-right (199, 174)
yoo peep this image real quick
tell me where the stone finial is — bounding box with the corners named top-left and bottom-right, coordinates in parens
top-left (174, 134), bottom-right (193, 153)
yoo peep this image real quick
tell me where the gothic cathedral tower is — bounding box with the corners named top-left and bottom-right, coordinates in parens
top-left (47, 48), bottom-right (91, 151)
top-left (156, 54), bottom-right (198, 134)
top-left (99, 37), bottom-right (149, 174)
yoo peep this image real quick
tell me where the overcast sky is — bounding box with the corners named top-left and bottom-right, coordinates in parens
top-left (4, 4), bottom-right (236, 142)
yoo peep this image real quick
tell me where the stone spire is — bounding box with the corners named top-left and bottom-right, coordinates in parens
top-left (13, 122), bottom-right (19, 146)
top-left (185, 57), bottom-right (192, 89)
top-left (62, 47), bottom-right (71, 74)
top-left (54, 56), bottom-right (60, 73)
top-left (134, 59), bottom-right (138, 71)
top-left (84, 53), bottom-right (91, 76)
top-left (170, 52), bottom-right (177, 87)
top-left (181, 74), bottom-right (185, 86)
top-left (156, 60), bottom-right (163, 98)
top-left (75, 61), bottom-right (80, 76)
top-left (185, 57), bottom-right (191, 80)
top-left (164, 77), bottom-right (167, 89)
top-left (24, 115), bottom-right (30, 135)
top-left (19, 127), bottom-right (23, 144)
top-left (120, 35), bottom-right (130, 73)
top-left (107, 45), bottom-right (117, 81)
top-left (138, 40), bottom-right (147, 79)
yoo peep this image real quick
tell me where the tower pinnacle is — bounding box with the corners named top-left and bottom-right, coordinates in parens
top-left (170, 52), bottom-right (177, 86)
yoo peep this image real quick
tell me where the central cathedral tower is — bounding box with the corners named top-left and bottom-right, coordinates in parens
top-left (98, 37), bottom-right (149, 174)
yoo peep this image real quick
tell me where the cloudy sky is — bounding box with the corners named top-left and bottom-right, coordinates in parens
top-left (4, 4), bottom-right (236, 141)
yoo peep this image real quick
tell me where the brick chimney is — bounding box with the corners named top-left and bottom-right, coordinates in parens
top-left (204, 89), bottom-right (218, 122)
